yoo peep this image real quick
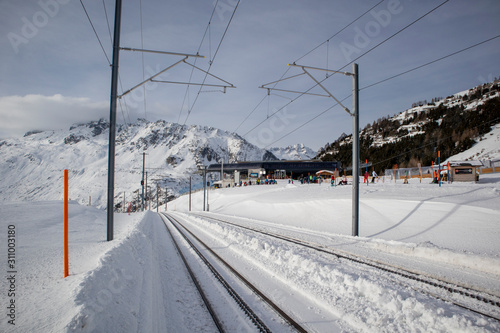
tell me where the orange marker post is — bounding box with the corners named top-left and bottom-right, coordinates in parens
top-left (64, 169), bottom-right (69, 278)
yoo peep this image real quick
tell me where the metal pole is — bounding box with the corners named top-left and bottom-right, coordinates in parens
top-left (203, 167), bottom-right (207, 211)
top-left (106, 0), bottom-right (122, 241)
top-left (141, 152), bottom-right (145, 211)
top-left (156, 184), bottom-right (159, 212)
top-left (352, 63), bottom-right (359, 237)
top-left (189, 176), bottom-right (192, 212)
top-left (165, 185), bottom-right (168, 211)
top-left (438, 151), bottom-right (441, 187)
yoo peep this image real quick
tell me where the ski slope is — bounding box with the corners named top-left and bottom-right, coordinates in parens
top-left (1, 175), bottom-right (499, 332)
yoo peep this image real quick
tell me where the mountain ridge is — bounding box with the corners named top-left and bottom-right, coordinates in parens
top-left (0, 119), bottom-right (314, 209)
top-left (318, 79), bottom-right (500, 171)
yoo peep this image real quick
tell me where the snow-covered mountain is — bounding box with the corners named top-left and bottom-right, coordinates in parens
top-left (268, 143), bottom-right (316, 160)
top-left (0, 119), bottom-right (281, 209)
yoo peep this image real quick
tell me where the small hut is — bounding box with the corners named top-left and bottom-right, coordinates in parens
top-left (316, 170), bottom-right (339, 179)
top-left (448, 161), bottom-right (483, 182)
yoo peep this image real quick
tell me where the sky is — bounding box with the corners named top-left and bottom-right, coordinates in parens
top-left (1, 0), bottom-right (499, 151)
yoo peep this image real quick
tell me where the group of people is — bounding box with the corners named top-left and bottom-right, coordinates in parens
top-left (331, 174), bottom-right (349, 186)
top-left (299, 175), bottom-right (321, 184)
top-left (363, 170), bottom-right (379, 183)
top-left (239, 178), bottom-right (278, 186)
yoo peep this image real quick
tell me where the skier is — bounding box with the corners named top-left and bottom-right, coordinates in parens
top-left (364, 171), bottom-right (369, 183)
top-left (371, 170), bottom-right (378, 183)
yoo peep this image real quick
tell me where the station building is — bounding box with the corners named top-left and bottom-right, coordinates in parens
top-left (207, 160), bottom-right (342, 184)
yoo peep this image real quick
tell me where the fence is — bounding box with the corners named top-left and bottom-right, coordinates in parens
top-left (384, 159), bottom-right (500, 180)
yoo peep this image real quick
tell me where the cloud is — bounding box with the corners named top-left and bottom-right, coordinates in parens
top-left (0, 94), bottom-right (108, 139)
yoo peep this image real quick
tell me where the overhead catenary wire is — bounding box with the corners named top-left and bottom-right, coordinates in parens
top-left (101, 0), bottom-right (113, 45)
top-left (177, 1), bottom-right (220, 123)
top-left (361, 34), bottom-right (500, 91)
top-left (80, 0), bottom-right (132, 125)
top-left (182, 0), bottom-right (241, 126)
top-left (234, 0), bottom-right (386, 134)
top-left (79, 0), bottom-right (130, 125)
top-left (102, 0), bottom-right (131, 125)
top-left (242, 0), bottom-right (451, 139)
top-left (79, 0), bottom-right (110, 65)
top-left (139, 0), bottom-right (148, 120)
top-left (263, 34), bottom-right (500, 148)
top-left (294, 0), bottom-right (385, 64)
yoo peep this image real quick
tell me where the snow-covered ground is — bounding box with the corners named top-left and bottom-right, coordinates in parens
top-left (1, 174), bottom-right (500, 332)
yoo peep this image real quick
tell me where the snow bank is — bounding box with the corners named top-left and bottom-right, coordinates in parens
top-left (66, 211), bottom-right (215, 333)
top-left (179, 213), bottom-right (500, 332)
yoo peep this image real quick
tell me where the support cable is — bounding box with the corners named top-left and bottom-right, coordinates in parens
top-left (102, 0), bottom-right (113, 45)
top-left (263, 34), bottom-right (500, 148)
top-left (79, 0), bottom-right (110, 64)
top-left (361, 34), bottom-right (500, 91)
top-left (341, 0), bottom-right (450, 70)
top-left (183, 0), bottom-right (241, 125)
top-left (233, 95), bottom-right (268, 133)
top-left (139, 0), bottom-right (148, 120)
top-left (243, 0), bottom-right (450, 138)
top-left (104, 0), bottom-right (131, 125)
top-left (236, 0), bottom-right (385, 134)
top-left (294, 0), bottom-right (385, 64)
top-left (177, 1), bottom-right (219, 123)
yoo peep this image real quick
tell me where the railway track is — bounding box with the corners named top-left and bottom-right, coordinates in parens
top-left (189, 212), bottom-right (500, 322)
top-left (159, 212), bottom-right (308, 333)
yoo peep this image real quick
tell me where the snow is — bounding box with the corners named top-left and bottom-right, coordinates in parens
top-left (446, 123), bottom-right (500, 161)
top-left (2, 174), bottom-right (500, 332)
top-left (0, 119), bottom-right (279, 209)
top-left (268, 143), bottom-right (317, 160)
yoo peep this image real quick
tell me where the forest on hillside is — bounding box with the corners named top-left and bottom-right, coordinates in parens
top-left (320, 95), bottom-right (500, 174)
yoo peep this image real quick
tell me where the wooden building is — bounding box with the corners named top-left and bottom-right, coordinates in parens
top-left (448, 161), bottom-right (483, 182)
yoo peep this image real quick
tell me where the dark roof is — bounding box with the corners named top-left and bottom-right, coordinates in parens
top-left (448, 160), bottom-right (483, 167)
top-left (207, 160), bottom-right (341, 174)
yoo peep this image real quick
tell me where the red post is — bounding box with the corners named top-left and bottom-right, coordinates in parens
top-left (64, 170), bottom-right (69, 278)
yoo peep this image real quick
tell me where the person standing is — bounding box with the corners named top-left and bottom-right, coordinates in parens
top-left (432, 170), bottom-right (438, 184)
top-left (371, 170), bottom-right (377, 183)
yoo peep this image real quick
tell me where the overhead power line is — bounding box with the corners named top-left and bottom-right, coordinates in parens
top-left (178, 1), bottom-right (220, 123)
top-left (139, 0), bottom-right (148, 120)
top-left (361, 34), bottom-right (500, 91)
top-left (264, 34), bottom-right (500, 148)
top-left (101, 0), bottom-right (113, 45)
top-left (182, 0), bottom-right (241, 125)
top-left (243, 0), bottom-right (450, 139)
top-left (80, 0), bottom-right (132, 125)
top-left (295, 0), bottom-right (385, 64)
top-left (79, 0), bottom-right (110, 65)
top-left (234, 1), bottom-right (386, 134)
top-left (341, 0), bottom-right (450, 70)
